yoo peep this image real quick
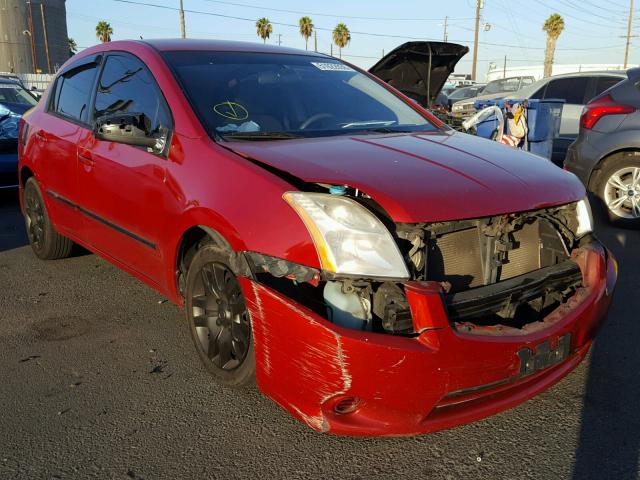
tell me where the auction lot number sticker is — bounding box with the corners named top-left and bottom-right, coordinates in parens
top-left (311, 62), bottom-right (354, 72)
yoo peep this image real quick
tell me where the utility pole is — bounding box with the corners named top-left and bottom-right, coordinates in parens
top-left (330, 43), bottom-right (333, 57)
top-left (624, 0), bottom-right (634, 68)
top-left (314, 30), bottom-right (317, 52)
top-left (443, 16), bottom-right (448, 42)
top-left (40, 3), bottom-right (52, 73)
top-left (503, 55), bottom-right (507, 78)
top-left (277, 34), bottom-right (282, 46)
top-left (471, 0), bottom-right (482, 81)
top-left (179, 0), bottom-right (186, 38)
top-left (26, 1), bottom-right (37, 72)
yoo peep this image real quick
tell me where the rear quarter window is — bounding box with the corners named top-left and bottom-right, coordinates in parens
top-left (594, 76), bottom-right (623, 97)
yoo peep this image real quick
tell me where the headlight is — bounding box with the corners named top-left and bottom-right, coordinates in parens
top-left (283, 192), bottom-right (409, 279)
top-left (452, 104), bottom-right (463, 112)
top-left (575, 197), bottom-right (593, 237)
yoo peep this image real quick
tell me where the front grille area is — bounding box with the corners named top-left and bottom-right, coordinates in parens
top-left (423, 217), bottom-right (559, 293)
top-left (426, 227), bottom-right (484, 290)
top-left (397, 207), bottom-right (573, 294)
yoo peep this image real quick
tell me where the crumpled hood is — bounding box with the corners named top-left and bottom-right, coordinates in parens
top-left (228, 131), bottom-right (585, 223)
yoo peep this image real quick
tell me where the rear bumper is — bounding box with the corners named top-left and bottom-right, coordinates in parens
top-left (564, 136), bottom-right (600, 187)
top-left (240, 241), bottom-right (616, 436)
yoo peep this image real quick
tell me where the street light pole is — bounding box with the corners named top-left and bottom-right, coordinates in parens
top-left (40, 3), bottom-right (52, 74)
top-left (471, 0), bottom-right (482, 81)
top-left (443, 16), bottom-right (448, 42)
top-left (624, 0), bottom-right (634, 69)
top-left (179, 0), bottom-right (186, 38)
top-left (26, 1), bottom-right (37, 73)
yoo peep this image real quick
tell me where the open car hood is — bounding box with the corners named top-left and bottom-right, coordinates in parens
top-left (368, 42), bottom-right (469, 107)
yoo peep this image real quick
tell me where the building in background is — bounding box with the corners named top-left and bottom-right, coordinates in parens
top-left (486, 63), bottom-right (626, 82)
top-left (0, 0), bottom-right (69, 74)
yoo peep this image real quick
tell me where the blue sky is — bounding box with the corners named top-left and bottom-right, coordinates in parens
top-left (66, 0), bottom-right (638, 79)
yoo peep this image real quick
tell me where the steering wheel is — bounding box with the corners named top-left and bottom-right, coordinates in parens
top-left (299, 113), bottom-right (336, 130)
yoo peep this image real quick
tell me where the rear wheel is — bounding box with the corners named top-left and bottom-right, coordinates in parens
top-left (23, 177), bottom-right (74, 259)
top-left (596, 153), bottom-right (640, 228)
top-left (184, 242), bottom-right (255, 386)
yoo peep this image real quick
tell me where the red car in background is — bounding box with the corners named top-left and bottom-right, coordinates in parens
top-left (18, 39), bottom-right (616, 436)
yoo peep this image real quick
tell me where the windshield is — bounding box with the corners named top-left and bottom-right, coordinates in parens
top-left (448, 86), bottom-right (482, 100)
top-left (0, 83), bottom-right (37, 107)
top-left (163, 51), bottom-right (437, 139)
top-left (482, 78), bottom-right (523, 95)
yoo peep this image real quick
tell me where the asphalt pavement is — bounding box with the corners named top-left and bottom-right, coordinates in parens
top-left (1, 188), bottom-right (639, 480)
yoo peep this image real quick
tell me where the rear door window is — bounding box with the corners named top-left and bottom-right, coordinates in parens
top-left (543, 77), bottom-right (589, 104)
top-left (93, 54), bottom-right (171, 137)
top-left (52, 63), bottom-right (99, 123)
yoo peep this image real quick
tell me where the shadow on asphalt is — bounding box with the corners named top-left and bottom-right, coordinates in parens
top-left (0, 189), bottom-right (27, 252)
top-left (572, 206), bottom-right (640, 480)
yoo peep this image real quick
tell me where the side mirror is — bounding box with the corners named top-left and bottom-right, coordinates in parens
top-left (94, 112), bottom-right (163, 152)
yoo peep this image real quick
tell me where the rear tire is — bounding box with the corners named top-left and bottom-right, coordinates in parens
top-left (184, 242), bottom-right (255, 387)
top-left (595, 153), bottom-right (640, 228)
top-left (23, 177), bottom-right (74, 259)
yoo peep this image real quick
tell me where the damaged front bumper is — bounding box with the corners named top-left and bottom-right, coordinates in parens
top-left (239, 240), bottom-right (616, 437)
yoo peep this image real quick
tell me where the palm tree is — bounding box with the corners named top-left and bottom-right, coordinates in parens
top-left (68, 37), bottom-right (77, 56)
top-left (256, 17), bottom-right (272, 44)
top-left (332, 23), bottom-right (350, 59)
top-left (95, 21), bottom-right (113, 43)
top-left (299, 16), bottom-right (314, 51)
top-left (542, 14), bottom-right (565, 78)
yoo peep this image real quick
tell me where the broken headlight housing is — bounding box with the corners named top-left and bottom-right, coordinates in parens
top-left (283, 192), bottom-right (409, 279)
top-left (575, 197), bottom-right (593, 238)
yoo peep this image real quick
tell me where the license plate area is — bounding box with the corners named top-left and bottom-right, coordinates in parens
top-left (517, 333), bottom-right (572, 377)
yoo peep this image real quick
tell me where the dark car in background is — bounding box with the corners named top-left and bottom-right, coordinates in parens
top-left (565, 67), bottom-right (640, 228)
top-left (0, 76), bottom-right (38, 188)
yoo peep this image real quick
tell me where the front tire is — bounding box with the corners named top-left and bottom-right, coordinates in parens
top-left (23, 177), bottom-right (74, 259)
top-left (184, 242), bottom-right (255, 386)
top-left (595, 153), bottom-right (640, 228)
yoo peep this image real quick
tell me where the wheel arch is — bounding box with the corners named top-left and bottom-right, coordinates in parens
top-left (171, 220), bottom-right (251, 303)
top-left (588, 148), bottom-right (640, 191)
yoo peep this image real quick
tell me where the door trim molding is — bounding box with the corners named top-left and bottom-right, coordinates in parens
top-left (46, 189), bottom-right (156, 250)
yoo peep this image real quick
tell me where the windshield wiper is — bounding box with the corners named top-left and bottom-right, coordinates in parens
top-left (220, 131), bottom-right (302, 141)
top-left (350, 127), bottom-right (417, 134)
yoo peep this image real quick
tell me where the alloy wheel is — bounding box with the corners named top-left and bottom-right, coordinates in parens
top-left (24, 185), bottom-right (46, 249)
top-left (604, 166), bottom-right (640, 219)
top-left (190, 262), bottom-right (251, 371)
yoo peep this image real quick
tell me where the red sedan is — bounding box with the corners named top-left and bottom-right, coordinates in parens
top-left (18, 39), bottom-right (616, 436)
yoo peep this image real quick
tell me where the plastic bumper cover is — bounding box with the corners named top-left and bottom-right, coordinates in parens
top-left (240, 241), bottom-right (616, 436)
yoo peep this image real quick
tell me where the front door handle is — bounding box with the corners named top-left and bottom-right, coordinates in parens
top-left (35, 131), bottom-right (48, 142)
top-left (78, 152), bottom-right (95, 168)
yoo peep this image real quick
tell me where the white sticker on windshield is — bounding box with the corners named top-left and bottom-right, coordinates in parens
top-left (311, 62), bottom-right (354, 72)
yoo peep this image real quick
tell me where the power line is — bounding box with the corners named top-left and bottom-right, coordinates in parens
top-left (106, 0), bottom-right (627, 51)
top-left (532, 0), bottom-right (627, 26)
top-left (198, 0), bottom-right (474, 22)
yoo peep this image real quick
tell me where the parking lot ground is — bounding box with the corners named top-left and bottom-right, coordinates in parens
top-left (1, 188), bottom-right (639, 480)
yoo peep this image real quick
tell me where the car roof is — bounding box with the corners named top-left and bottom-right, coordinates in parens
top-left (503, 70), bottom-right (627, 100)
top-left (142, 38), bottom-right (328, 57)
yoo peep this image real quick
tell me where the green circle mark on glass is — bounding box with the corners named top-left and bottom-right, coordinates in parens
top-left (213, 101), bottom-right (249, 121)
